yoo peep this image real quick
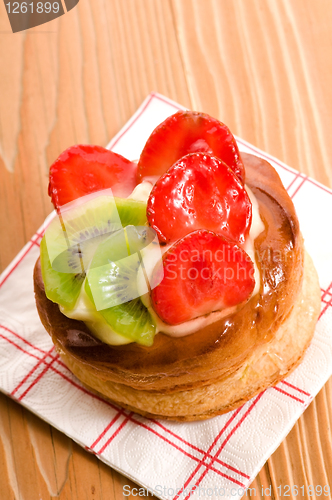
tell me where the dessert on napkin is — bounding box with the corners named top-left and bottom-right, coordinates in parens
top-left (34, 110), bottom-right (321, 421)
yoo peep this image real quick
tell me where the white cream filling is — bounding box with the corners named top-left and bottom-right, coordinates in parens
top-left (60, 181), bottom-right (265, 344)
top-left (128, 181), bottom-right (153, 202)
top-left (243, 185), bottom-right (265, 297)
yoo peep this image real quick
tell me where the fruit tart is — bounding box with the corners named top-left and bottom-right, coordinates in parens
top-left (34, 111), bottom-right (321, 421)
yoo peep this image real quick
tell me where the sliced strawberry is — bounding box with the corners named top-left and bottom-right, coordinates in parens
top-left (137, 111), bottom-right (244, 183)
top-left (151, 230), bottom-right (255, 325)
top-left (147, 153), bottom-right (251, 245)
top-left (48, 145), bottom-right (138, 208)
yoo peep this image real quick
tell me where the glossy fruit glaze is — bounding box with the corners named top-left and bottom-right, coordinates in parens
top-left (147, 152), bottom-right (251, 244)
top-left (137, 111), bottom-right (245, 183)
top-left (49, 145), bottom-right (138, 208)
top-left (151, 229), bottom-right (255, 324)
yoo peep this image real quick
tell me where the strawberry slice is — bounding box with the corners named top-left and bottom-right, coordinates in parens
top-left (137, 111), bottom-right (244, 183)
top-left (151, 230), bottom-right (255, 325)
top-left (49, 145), bottom-right (138, 208)
top-left (147, 153), bottom-right (252, 244)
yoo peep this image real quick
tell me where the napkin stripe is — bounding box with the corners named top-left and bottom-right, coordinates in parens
top-left (272, 386), bottom-right (305, 404)
top-left (11, 346), bottom-right (56, 398)
top-left (17, 352), bottom-right (58, 401)
top-left (1, 317), bottom-right (313, 482)
top-left (290, 176), bottom-right (308, 199)
top-left (0, 226), bottom-right (45, 290)
top-left (320, 295), bottom-right (332, 320)
top-left (97, 414), bottom-right (133, 455)
top-left (321, 283), bottom-right (332, 299)
top-left (280, 380), bottom-right (310, 397)
top-left (236, 134), bottom-right (332, 199)
top-left (319, 282), bottom-right (332, 319)
top-left (154, 421), bottom-right (205, 454)
top-left (155, 421), bottom-right (215, 458)
top-left (0, 324), bottom-right (54, 357)
top-left (0, 323), bottom-right (80, 387)
top-left (125, 413), bottom-right (247, 487)
top-left (321, 285), bottom-right (332, 305)
top-left (176, 394), bottom-right (264, 500)
top-left (172, 405), bottom-right (245, 500)
top-left (286, 174), bottom-right (308, 198)
top-left (115, 382), bottom-right (310, 492)
top-left (93, 411), bottom-right (223, 475)
top-left (206, 392), bottom-right (264, 462)
top-left (236, 138), bottom-right (296, 176)
top-left (179, 391), bottom-right (265, 500)
top-left (93, 412), bottom-right (249, 482)
top-left (90, 409), bottom-right (126, 450)
top-left (0, 318), bottom-right (314, 479)
top-left (0, 332), bottom-right (42, 363)
top-left (30, 240), bottom-right (41, 248)
top-left (128, 416), bottom-right (217, 466)
top-left (132, 415), bottom-right (250, 482)
top-left (0, 325), bottom-right (122, 413)
top-left (130, 417), bottom-right (243, 478)
top-left (302, 177), bottom-right (332, 196)
top-left (153, 421), bottom-right (251, 480)
top-left (238, 136), bottom-right (332, 198)
top-left (286, 171), bottom-right (304, 192)
top-left (1, 320), bottom-right (314, 434)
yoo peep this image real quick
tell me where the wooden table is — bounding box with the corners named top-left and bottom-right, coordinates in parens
top-left (1, 1), bottom-right (332, 498)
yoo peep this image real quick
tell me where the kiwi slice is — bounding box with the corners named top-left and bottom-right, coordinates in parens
top-left (40, 236), bottom-right (85, 308)
top-left (45, 194), bottom-right (147, 275)
top-left (99, 298), bottom-right (155, 347)
top-left (115, 198), bottom-right (147, 227)
top-left (85, 280), bottom-right (155, 347)
top-left (86, 225), bottom-right (156, 309)
top-left (125, 224), bottom-right (156, 254)
top-left (85, 225), bottom-right (156, 346)
top-left (41, 192), bottom-right (155, 345)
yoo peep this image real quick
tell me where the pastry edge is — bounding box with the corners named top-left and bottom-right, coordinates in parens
top-left (53, 251), bottom-right (320, 421)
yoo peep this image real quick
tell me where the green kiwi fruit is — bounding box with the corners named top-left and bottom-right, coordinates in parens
top-left (45, 194), bottom-right (147, 274)
top-left (85, 280), bottom-right (155, 347)
top-left (115, 197), bottom-right (148, 227)
top-left (40, 236), bottom-right (85, 309)
top-left (40, 193), bottom-right (156, 345)
top-left (86, 225), bottom-right (156, 309)
top-left (40, 193), bottom-right (119, 308)
top-left (85, 225), bottom-right (157, 346)
top-left (99, 297), bottom-right (155, 347)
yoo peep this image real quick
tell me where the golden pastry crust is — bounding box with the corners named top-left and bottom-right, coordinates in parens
top-left (41, 251), bottom-right (320, 421)
top-left (33, 154), bottom-right (321, 420)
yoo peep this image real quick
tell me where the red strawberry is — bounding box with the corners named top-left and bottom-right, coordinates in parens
top-left (137, 111), bottom-right (244, 183)
top-left (48, 145), bottom-right (138, 208)
top-left (151, 230), bottom-right (255, 325)
top-left (147, 153), bottom-right (251, 245)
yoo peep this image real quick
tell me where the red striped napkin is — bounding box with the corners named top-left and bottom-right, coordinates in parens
top-left (0, 93), bottom-right (331, 500)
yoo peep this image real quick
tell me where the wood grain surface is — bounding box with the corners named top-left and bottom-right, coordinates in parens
top-left (0, 0), bottom-right (331, 498)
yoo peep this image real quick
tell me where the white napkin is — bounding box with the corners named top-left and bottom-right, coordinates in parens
top-left (0, 93), bottom-right (331, 500)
